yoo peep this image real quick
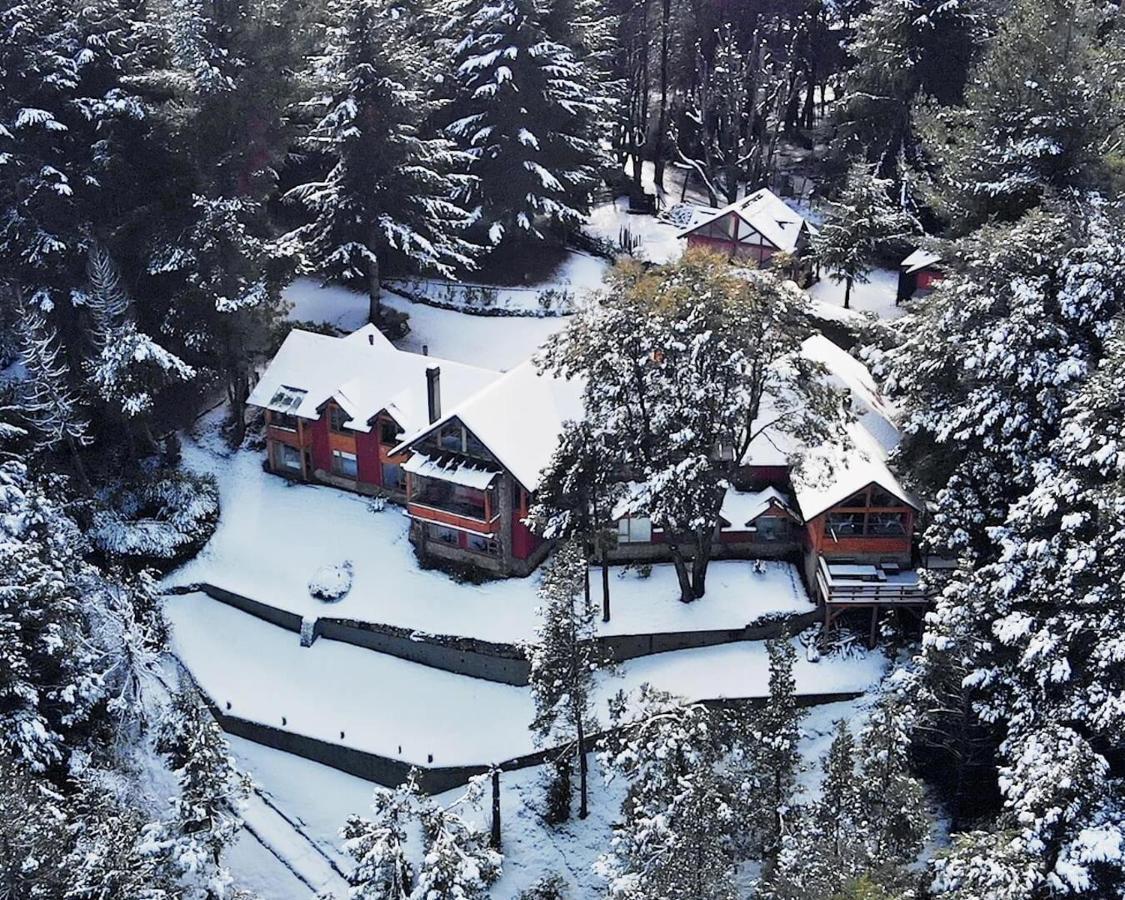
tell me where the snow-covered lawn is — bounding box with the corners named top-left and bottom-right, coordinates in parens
top-left (165, 592), bottom-right (886, 769)
top-left (807, 267), bottom-right (907, 321)
top-left (586, 197), bottom-right (685, 264)
top-left (167, 440), bottom-right (813, 644)
top-left (388, 250), bottom-right (609, 314)
top-left (283, 277), bottom-right (569, 370)
top-left (223, 697), bottom-right (876, 899)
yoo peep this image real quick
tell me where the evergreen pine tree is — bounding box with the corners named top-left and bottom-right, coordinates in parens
top-left (918, 0), bottom-right (1125, 231)
top-left (287, 0), bottom-right (474, 326)
top-left (597, 687), bottom-right (742, 900)
top-left (446, 0), bottom-right (601, 248)
top-left (16, 302), bottom-right (93, 492)
top-left (154, 690), bottom-right (250, 898)
top-left (747, 639), bottom-right (805, 870)
top-left (526, 541), bottom-right (599, 820)
top-left (341, 773), bottom-right (419, 899)
top-left (812, 163), bottom-right (915, 309)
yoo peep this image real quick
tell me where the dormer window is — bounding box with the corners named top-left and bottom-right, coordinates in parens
top-left (329, 405), bottom-right (350, 433)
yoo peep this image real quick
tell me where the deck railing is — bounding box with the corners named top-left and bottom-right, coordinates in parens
top-left (817, 559), bottom-right (932, 606)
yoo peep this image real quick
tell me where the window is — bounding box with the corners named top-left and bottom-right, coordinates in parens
top-left (840, 490), bottom-right (869, 509)
top-left (270, 411), bottom-right (299, 431)
top-left (869, 487), bottom-right (899, 508)
top-left (827, 512), bottom-right (864, 537)
top-left (428, 524), bottom-right (460, 546)
top-left (332, 450), bottom-right (358, 479)
top-left (329, 405), bottom-right (349, 433)
top-left (867, 512), bottom-right (907, 536)
top-left (467, 534), bottom-right (499, 556)
top-left (439, 425), bottom-right (463, 452)
top-left (464, 431), bottom-right (488, 459)
top-left (379, 419), bottom-right (402, 445)
top-left (382, 462), bottom-right (404, 491)
top-left (277, 443), bottom-right (302, 472)
top-left (616, 516), bottom-right (652, 544)
top-left (755, 516), bottom-right (789, 542)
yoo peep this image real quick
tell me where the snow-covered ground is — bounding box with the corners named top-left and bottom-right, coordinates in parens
top-left (166, 439), bottom-right (813, 644)
top-left (388, 250), bottom-right (609, 314)
top-left (166, 591), bottom-right (885, 769)
top-left (222, 697), bottom-right (874, 899)
top-left (807, 266), bottom-right (907, 321)
top-left (585, 197), bottom-right (685, 264)
top-left (283, 278), bottom-right (569, 370)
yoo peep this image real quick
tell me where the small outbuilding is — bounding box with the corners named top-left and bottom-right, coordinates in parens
top-left (897, 248), bottom-right (943, 304)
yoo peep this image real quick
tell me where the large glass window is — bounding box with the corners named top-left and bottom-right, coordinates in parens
top-left (467, 533), bottom-right (499, 556)
top-left (827, 512), bottom-right (864, 537)
top-left (332, 450), bottom-right (358, 479)
top-left (277, 443), bottom-right (302, 472)
top-left (867, 512), bottom-right (907, 536)
top-left (411, 476), bottom-right (490, 519)
top-left (617, 516), bottom-right (653, 544)
top-left (428, 524), bottom-right (460, 546)
top-left (755, 516), bottom-right (790, 542)
top-left (382, 462), bottom-right (404, 490)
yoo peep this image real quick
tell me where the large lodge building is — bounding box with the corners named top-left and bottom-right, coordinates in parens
top-left (249, 317), bottom-right (931, 637)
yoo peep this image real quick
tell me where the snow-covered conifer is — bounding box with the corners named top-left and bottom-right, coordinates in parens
top-left (414, 782), bottom-right (503, 900)
top-left (747, 639), bottom-right (805, 868)
top-left (919, 0), bottom-right (1124, 230)
top-left (153, 690), bottom-right (250, 898)
top-left (597, 686), bottom-right (743, 899)
top-left (812, 163), bottom-right (915, 309)
top-left (16, 303), bottom-right (92, 491)
top-left (341, 772), bottom-right (419, 898)
top-left (526, 541), bottom-right (599, 819)
top-left (287, 0), bottom-right (474, 326)
top-left (445, 0), bottom-right (601, 248)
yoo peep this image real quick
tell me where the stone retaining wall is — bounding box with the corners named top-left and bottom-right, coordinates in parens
top-left (207, 690), bottom-right (863, 794)
top-left (189, 583), bottom-right (821, 686)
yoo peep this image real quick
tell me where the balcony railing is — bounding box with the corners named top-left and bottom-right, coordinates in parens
top-left (816, 558), bottom-right (932, 606)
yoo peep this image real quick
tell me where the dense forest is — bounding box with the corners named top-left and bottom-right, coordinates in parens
top-left (1, 0), bottom-right (1123, 896)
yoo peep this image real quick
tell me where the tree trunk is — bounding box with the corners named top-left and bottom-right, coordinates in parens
top-left (65, 432), bottom-right (93, 495)
top-left (600, 544), bottom-right (611, 623)
top-left (652, 0), bottom-right (671, 191)
top-left (668, 543), bottom-right (694, 602)
top-left (229, 367), bottom-right (248, 447)
top-left (843, 276), bottom-right (853, 309)
top-left (490, 769), bottom-right (502, 850)
top-left (366, 237), bottom-right (382, 327)
top-left (690, 525), bottom-right (714, 599)
top-left (576, 715), bottom-right (589, 819)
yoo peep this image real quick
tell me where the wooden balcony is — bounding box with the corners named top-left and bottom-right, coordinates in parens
top-left (816, 558), bottom-right (931, 607)
top-left (407, 501), bottom-right (502, 536)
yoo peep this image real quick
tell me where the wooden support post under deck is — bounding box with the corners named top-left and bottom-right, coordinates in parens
top-left (869, 604), bottom-right (880, 649)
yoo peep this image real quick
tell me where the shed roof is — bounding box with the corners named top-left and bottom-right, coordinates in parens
top-left (901, 248), bottom-right (942, 274)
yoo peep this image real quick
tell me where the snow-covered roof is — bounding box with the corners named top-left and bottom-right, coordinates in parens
top-left (247, 327), bottom-right (500, 433)
top-left (901, 248), bottom-right (942, 274)
top-left (395, 358), bottom-right (585, 493)
top-left (678, 189), bottom-right (812, 252)
top-left (741, 335), bottom-right (918, 520)
top-left (792, 420), bottom-right (920, 521)
top-left (719, 486), bottom-right (799, 530)
top-left (401, 453), bottom-right (500, 490)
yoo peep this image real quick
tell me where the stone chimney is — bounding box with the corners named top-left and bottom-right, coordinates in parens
top-left (426, 366), bottom-right (441, 423)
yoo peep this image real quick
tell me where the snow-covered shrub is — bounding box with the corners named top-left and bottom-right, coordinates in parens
top-left (541, 756), bottom-right (572, 826)
top-left (90, 465), bottom-right (219, 569)
top-left (518, 875), bottom-right (566, 900)
top-left (308, 560), bottom-right (354, 601)
top-left (367, 495), bottom-right (387, 514)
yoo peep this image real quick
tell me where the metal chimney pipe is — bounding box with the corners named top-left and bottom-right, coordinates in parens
top-left (426, 367), bottom-right (441, 423)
